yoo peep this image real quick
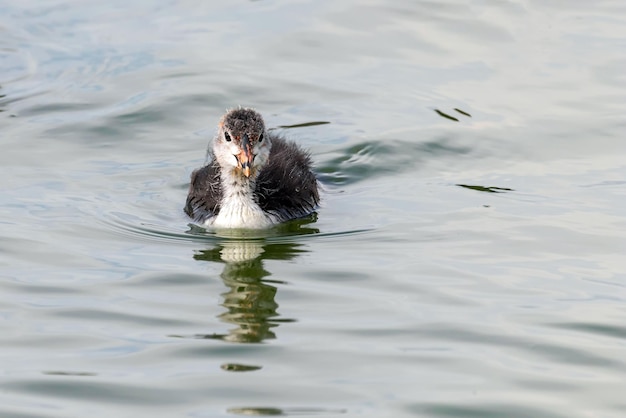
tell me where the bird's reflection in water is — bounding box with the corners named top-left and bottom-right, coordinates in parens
top-left (192, 221), bottom-right (318, 344)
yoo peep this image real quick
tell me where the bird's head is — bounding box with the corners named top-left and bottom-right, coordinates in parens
top-left (213, 108), bottom-right (271, 179)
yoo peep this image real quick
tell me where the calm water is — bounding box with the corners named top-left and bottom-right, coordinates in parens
top-left (2, 1), bottom-right (626, 417)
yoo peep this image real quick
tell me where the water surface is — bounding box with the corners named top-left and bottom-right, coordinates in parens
top-left (1, 1), bottom-right (625, 417)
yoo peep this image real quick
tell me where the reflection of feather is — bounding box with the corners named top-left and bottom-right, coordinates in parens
top-left (219, 241), bottom-right (265, 263)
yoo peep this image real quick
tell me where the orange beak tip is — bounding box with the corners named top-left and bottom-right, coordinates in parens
top-left (237, 152), bottom-right (253, 178)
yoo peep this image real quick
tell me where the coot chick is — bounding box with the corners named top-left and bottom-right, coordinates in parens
top-left (185, 108), bottom-right (319, 228)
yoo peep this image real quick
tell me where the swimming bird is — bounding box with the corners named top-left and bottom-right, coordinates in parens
top-left (185, 108), bottom-right (319, 229)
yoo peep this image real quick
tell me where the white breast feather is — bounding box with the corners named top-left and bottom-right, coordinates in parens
top-left (207, 191), bottom-right (275, 229)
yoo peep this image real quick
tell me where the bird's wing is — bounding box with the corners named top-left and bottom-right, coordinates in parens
top-left (255, 135), bottom-right (320, 222)
top-left (184, 161), bottom-right (223, 223)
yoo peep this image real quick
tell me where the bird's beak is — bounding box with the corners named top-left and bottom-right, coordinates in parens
top-left (237, 134), bottom-right (253, 177)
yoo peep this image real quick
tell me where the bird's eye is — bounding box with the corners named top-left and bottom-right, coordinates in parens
top-left (258, 132), bottom-right (264, 143)
top-left (224, 132), bottom-right (232, 142)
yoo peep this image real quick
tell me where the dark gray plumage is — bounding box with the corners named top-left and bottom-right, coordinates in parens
top-left (185, 108), bottom-right (319, 228)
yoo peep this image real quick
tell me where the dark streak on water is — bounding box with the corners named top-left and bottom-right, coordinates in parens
top-left (456, 184), bottom-right (514, 193)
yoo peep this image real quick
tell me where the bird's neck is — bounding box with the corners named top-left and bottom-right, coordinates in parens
top-left (212, 169), bottom-right (273, 229)
top-left (221, 168), bottom-right (256, 197)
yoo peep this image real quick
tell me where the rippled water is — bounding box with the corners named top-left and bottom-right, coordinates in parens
top-left (2, 1), bottom-right (626, 417)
